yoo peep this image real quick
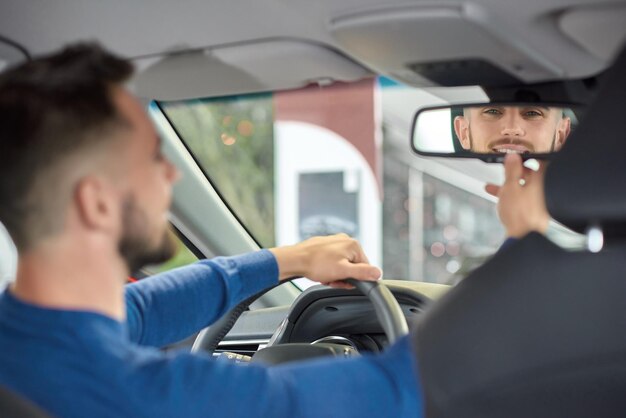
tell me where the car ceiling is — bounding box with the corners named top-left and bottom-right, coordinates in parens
top-left (2, 0), bottom-right (626, 100)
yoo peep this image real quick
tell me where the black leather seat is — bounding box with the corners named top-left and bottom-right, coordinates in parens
top-left (412, 44), bottom-right (626, 418)
top-left (0, 386), bottom-right (52, 418)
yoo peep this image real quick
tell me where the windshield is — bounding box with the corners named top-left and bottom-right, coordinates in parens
top-left (156, 77), bottom-right (579, 289)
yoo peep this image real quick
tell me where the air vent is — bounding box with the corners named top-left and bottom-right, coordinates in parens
top-left (214, 340), bottom-right (268, 358)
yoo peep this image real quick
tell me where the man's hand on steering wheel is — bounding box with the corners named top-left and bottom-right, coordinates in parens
top-left (269, 233), bottom-right (382, 289)
top-left (194, 234), bottom-right (407, 356)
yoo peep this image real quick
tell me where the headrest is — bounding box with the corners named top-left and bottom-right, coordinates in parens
top-left (545, 44), bottom-right (626, 237)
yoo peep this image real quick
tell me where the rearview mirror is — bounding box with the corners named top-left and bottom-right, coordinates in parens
top-left (410, 103), bottom-right (580, 162)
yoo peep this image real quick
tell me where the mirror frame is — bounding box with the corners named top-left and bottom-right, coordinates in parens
top-left (410, 102), bottom-right (584, 163)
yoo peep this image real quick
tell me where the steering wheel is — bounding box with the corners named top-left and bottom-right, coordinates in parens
top-left (192, 278), bottom-right (409, 362)
top-left (342, 279), bottom-right (409, 343)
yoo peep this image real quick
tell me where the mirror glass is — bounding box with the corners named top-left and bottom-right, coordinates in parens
top-left (411, 103), bottom-right (579, 160)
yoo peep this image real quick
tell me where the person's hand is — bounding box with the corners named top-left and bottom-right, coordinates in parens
top-left (269, 234), bottom-right (382, 289)
top-left (485, 153), bottom-right (550, 238)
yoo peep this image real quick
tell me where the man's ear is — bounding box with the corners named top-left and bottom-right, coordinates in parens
top-left (556, 117), bottom-right (572, 149)
top-left (74, 176), bottom-right (120, 232)
top-left (454, 116), bottom-right (471, 149)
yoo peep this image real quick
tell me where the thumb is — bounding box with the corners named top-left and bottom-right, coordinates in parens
top-left (503, 153), bottom-right (523, 185)
top-left (485, 183), bottom-right (500, 197)
top-left (340, 261), bottom-right (382, 282)
top-left (533, 160), bottom-right (547, 180)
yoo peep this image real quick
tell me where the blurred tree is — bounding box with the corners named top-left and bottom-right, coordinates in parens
top-left (161, 94), bottom-right (276, 247)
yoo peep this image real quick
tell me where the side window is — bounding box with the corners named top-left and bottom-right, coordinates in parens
top-left (160, 95), bottom-right (275, 248)
top-left (0, 221), bottom-right (17, 289)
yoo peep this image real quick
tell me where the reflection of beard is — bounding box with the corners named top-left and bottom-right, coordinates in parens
top-left (117, 194), bottom-right (176, 274)
top-left (468, 129), bottom-right (558, 153)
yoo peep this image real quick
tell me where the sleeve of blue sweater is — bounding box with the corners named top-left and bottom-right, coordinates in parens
top-left (130, 335), bottom-right (424, 418)
top-left (121, 250), bottom-right (425, 417)
top-left (124, 249), bottom-right (278, 347)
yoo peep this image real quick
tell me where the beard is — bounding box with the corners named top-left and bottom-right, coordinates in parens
top-left (117, 194), bottom-right (177, 274)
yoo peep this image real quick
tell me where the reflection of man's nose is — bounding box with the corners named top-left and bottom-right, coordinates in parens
top-left (501, 113), bottom-right (525, 136)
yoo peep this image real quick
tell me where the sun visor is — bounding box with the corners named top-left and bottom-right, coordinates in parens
top-left (545, 43), bottom-right (626, 237)
top-left (131, 40), bottom-right (370, 101)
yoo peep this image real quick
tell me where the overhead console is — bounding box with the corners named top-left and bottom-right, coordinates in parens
top-left (558, 4), bottom-right (626, 62)
top-left (329, 4), bottom-right (625, 88)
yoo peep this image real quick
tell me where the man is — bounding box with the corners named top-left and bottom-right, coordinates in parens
top-left (0, 44), bottom-right (421, 417)
top-left (454, 105), bottom-right (571, 154)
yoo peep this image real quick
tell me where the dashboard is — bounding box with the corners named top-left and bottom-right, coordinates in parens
top-left (214, 280), bottom-right (450, 358)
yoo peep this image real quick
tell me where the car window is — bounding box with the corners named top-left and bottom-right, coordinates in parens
top-left (158, 94), bottom-right (276, 248)
top-left (140, 229), bottom-right (199, 276)
top-left (0, 221), bottom-right (17, 290)
top-left (156, 78), bottom-right (576, 288)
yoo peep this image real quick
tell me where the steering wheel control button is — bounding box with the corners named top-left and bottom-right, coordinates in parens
top-left (218, 352), bottom-right (252, 364)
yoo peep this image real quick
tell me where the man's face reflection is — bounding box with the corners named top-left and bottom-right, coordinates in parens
top-left (454, 106), bottom-right (571, 154)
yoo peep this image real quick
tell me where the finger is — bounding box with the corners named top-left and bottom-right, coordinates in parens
top-left (360, 250), bottom-right (370, 265)
top-left (537, 159), bottom-right (547, 171)
top-left (353, 244), bottom-right (370, 265)
top-left (519, 166), bottom-right (534, 185)
top-left (339, 261), bottom-right (382, 281)
top-left (485, 183), bottom-right (500, 197)
top-left (524, 162), bottom-right (546, 185)
top-left (328, 281), bottom-right (354, 290)
top-left (534, 160), bottom-right (547, 178)
top-left (503, 153), bottom-right (524, 185)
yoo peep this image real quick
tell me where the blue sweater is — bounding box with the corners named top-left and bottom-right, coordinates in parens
top-left (0, 250), bottom-right (423, 417)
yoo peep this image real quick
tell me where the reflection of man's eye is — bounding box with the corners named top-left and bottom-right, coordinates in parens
top-left (522, 109), bottom-right (543, 118)
top-left (482, 108), bottom-right (502, 116)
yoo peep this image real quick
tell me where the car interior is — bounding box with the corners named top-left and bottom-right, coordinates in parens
top-left (1, 0), bottom-right (626, 416)
top-left (413, 45), bottom-right (626, 417)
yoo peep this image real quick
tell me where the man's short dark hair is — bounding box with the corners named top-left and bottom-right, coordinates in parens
top-left (0, 43), bottom-right (134, 251)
